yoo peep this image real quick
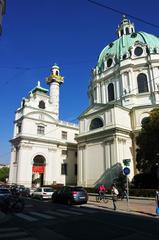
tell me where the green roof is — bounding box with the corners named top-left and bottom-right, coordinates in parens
top-left (97, 31), bottom-right (159, 69)
top-left (31, 86), bottom-right (48, 94)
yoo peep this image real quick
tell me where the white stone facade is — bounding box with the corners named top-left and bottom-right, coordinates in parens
top-left (77, 17), bottom-right (159, 188)
top-left (9, 65), bottom-right (79, 188)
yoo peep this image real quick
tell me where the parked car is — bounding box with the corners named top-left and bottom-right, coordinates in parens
top-left (0, 188), bottom-right (11, 199)
top-left (52, 186), bottom-right (88, 205)
top-left (31, 187), bottom-right (55, 200)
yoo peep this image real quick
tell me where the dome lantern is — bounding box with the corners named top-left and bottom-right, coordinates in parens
top-left (117, 15), bottom-right (135, 38)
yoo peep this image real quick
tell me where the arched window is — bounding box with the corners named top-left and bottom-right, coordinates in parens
top-left (137, 73), bottom-right (149, 93)
top-left (33, 155), bottom-right (46, 166)
top-left (56, 70), bottom-right (59, 76)
top-left (39, 100), bottom-right (45, 109)
top-left (108, 83), bottom-right (115, 101)
top-left (90, 118), bottom-right (103, 130)
top-left (126, 27), bottom-right (129, 35)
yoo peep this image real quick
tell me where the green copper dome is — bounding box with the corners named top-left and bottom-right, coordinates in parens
top-left (97, 16), bottom-right (159, 71)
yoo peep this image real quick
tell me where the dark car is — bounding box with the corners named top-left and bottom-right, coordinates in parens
top-left (0, 188), bottom-right (11, 199)
top-left (52, 186), bottom-right (88, 205)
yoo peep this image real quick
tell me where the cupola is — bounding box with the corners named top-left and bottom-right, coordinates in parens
top-left (117, 15), bottom-right (135, 37)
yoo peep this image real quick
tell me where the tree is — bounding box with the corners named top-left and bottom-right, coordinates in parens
top-left (136, 108), bottom-right (159, 173)
top-left (0, 167), bottom-right (9, 182)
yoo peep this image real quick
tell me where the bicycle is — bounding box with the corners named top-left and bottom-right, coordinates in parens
top-left (0, 195), bottom-right (25, 214)
top-left (96, 193), bottom-right (108, 203)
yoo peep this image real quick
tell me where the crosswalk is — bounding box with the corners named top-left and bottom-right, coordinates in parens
top-left (0, 227), bottom-right (36, 240)
top-left (0, 207), bottom-right (98, 239)
top-left (13, 206), bottom-right (98, 223)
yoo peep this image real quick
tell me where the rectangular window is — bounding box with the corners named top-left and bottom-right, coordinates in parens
top-left (94, 87), bottom-right (97, 102)
top-left (17, 124), bottom-right (22, 134)
top-left (74, 164), bottom-right (77, 176)
top-left (62, 150), bottom-right (67, 155)
top-left (61, 163), bottom-right (67, 175)
top-left (62, 131), bottom-right (67, 140)
top-left (37, 126), bottom-right (45, 135)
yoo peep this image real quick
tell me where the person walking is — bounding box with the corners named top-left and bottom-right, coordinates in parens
top-left (111, 183), bottom-right (119, 210)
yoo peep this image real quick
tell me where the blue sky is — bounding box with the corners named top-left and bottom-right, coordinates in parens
top-left (1, 0), bottom-right (159, 164)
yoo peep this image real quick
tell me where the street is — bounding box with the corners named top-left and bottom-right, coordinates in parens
top-left (0, 197), bottom-right (159, 240)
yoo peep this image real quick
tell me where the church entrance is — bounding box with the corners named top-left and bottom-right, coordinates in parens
top-left (32, 155), bottom-right (46, 187)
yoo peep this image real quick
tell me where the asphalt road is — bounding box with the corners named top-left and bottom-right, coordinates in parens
top-left (0, 198), bottom-right (159, 240)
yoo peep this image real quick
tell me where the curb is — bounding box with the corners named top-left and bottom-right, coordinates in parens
top-left (87, 200), bottom-right (158, 218)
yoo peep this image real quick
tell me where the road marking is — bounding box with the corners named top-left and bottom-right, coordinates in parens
top-left (25, 204), bottom-right (34, 208)
top-left (0, 227), bottom-right (20, 232)
top-left (29, 211), bottom-right (56, 219)
top-left (58, 209), bottom-right (83, 215)
top-left (74, 206), bottom-right (98, 213)
top-left (46, 210), bottom-right (69, 217)
top-left (18, 238), bottom-right (36, 240)
top-left (76, 207), bottom-right (98, 213)
top-left (15, 213), bottom-right (37, 222)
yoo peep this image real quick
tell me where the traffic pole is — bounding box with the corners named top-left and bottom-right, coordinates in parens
top-left (126, 175), bottom-right (129, 211)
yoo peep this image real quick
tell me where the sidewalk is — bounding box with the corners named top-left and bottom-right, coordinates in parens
top-left (88, 194), bottom-right (158, 218)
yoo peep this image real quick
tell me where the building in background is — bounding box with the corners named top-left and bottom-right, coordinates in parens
top-left (0, 0), bottom-right (6, 35)
top-left (77, 16), bottom-right (159, 188)
top-left (9, 65), bottom-right (79, 188)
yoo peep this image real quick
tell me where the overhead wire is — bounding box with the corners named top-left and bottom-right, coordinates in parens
top-left (87, 0), bottom-right (159, 29)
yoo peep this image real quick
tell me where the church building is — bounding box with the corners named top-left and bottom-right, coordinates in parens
top-left (9, 64), bottom-right (79, 188)
top-left (77, 16), bottom-right (159, 188)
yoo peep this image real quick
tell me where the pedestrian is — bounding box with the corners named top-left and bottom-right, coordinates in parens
top-left (111, 183), bottom-right (119, 210)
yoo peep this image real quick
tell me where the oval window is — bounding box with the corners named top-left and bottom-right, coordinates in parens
top-left (134, 47), bottom-right (143, 56)
top-left (107, 58), bottom-right (113, 68)
top-left (90, 118), bottom-right (103, 130)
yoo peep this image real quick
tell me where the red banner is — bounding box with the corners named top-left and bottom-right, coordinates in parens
top-left (32, 165), bottom-right (45, 173)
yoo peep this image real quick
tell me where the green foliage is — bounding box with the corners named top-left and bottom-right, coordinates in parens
top-left (0, 167), bottom-right (9, 182)
top-left (132, 172), bottom-right (157, 189)
top-left (113, 172), bottom-right (127, 191)
top-left (136, 108), bottom-right (159, 173)
top-left (32, 178), bottom-right (40, 184)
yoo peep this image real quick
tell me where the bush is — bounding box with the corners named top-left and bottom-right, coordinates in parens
top-left (129, 188), bottom-right (156, 197)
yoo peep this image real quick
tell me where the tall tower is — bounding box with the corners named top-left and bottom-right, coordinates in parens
top-left (46, 64), bottom-right (64, 119)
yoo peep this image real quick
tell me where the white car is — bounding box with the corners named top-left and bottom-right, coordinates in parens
top-left (31, 187), bottom-right (55, 200)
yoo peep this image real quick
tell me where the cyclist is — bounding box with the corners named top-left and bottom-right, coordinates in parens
top-left (98, 184), bottom-right (106, 197)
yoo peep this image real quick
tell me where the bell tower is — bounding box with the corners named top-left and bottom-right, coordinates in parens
top-left (46, 64), bottom-right (64, 119)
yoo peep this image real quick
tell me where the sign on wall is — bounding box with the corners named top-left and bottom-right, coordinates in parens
top-left (32, 165), bottom-right (45, 173)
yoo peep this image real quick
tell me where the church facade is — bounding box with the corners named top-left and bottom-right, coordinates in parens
top-left (77, 16), bottom-right (159, 188)
top-left (9, 65), bottom-right (79, 188)
top-left (9, 17), bottom-right (159, 189)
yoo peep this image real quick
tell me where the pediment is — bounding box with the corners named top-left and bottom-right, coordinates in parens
top-left (79, 104), bottom-right (106, 118)
top-left (25, 111), bottom-right (57, 123)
